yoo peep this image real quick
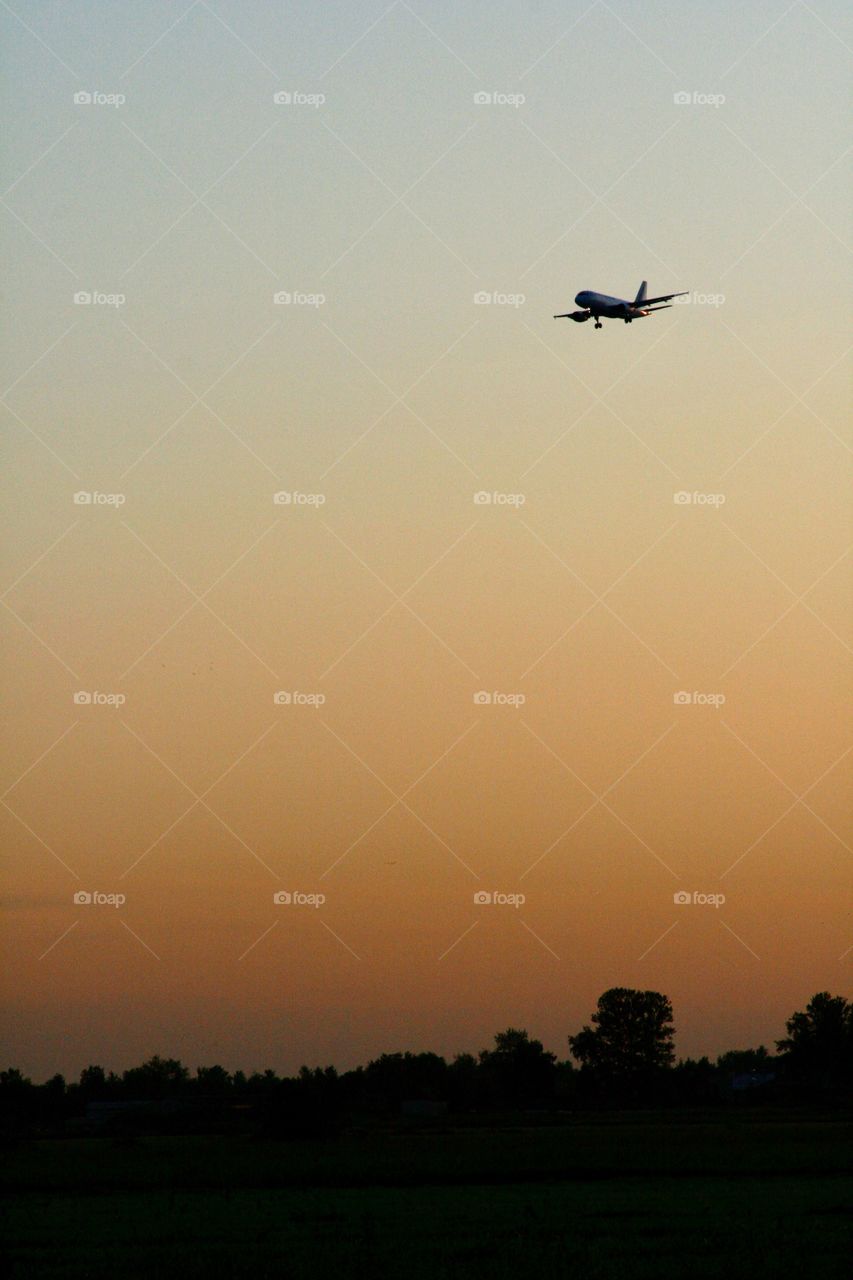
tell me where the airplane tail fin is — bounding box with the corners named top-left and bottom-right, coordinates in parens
top-left (634, 280), bottom-right (648, 307)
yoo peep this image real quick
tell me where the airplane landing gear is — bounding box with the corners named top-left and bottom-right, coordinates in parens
top-left (594, 319), bottom-right (602, 329)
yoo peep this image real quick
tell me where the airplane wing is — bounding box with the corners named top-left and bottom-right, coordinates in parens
top-left (643, 304), bottom-right (674, 313)
top-left (640, 292), bottom-right (688, 306)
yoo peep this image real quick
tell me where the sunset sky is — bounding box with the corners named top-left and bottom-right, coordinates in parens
top-left (2, 0), bottom-right (851, 1080)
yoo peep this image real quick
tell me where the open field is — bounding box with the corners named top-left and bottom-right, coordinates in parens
top-left (5, 1117), bottom-right (852, 1278)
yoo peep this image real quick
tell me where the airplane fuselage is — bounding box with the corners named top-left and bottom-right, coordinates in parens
top-left (575, 291), bottom-right (636, 319)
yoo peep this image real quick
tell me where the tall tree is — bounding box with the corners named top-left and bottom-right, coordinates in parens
top-left (569, 988), bottom-right (675, 1093)
top-left (478, 1028), bottom-right (556, 1107)
top-left (776, 992), bottom-right (852, 1091)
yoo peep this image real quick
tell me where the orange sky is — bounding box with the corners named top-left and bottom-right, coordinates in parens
top-left (2, 0), bottom-right (851, 1078)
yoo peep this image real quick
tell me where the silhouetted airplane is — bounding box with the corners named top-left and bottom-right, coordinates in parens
top-left (554, 281), bottom-right (687, 329)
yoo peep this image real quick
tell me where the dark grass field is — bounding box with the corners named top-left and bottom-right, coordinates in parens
top-left (5, 1116), bottom-right (852, 1278)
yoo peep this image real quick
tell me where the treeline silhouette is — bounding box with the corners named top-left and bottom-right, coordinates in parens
top-left (3, 989), bottom-right (850, 1139)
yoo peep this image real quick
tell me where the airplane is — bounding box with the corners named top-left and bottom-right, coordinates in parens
top-left (554, 281), bottom-right (688, 329)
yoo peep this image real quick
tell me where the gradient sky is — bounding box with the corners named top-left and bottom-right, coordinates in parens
top-left (2, 0), bottom-right (851, 1080)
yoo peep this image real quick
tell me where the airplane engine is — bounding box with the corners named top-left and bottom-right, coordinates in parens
top-left (568, 310), bottom-right (591, 322)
